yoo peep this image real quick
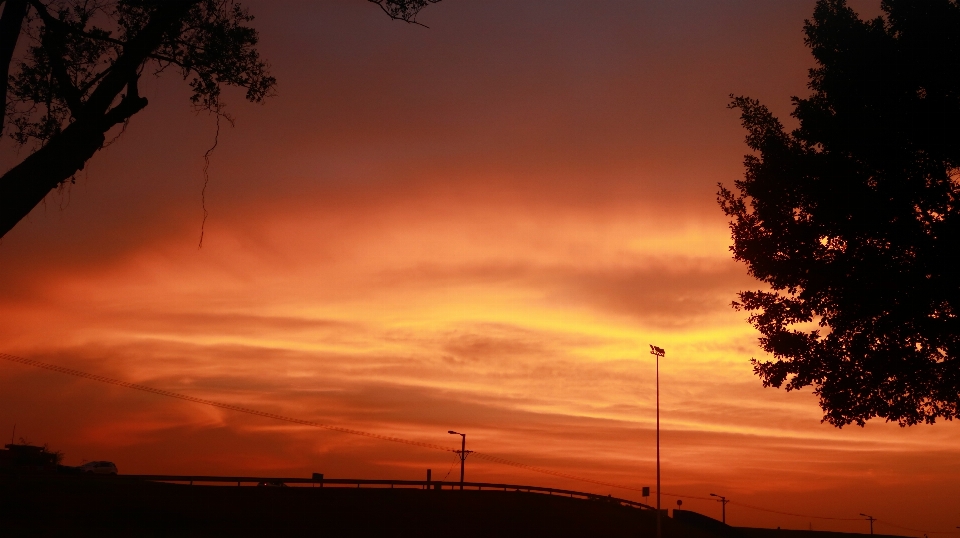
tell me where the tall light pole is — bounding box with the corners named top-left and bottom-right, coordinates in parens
top-left (710, 493), bottom-right (729, 524)
top-left (448, 430), bottom-right (472, 490)
top-left (650, 345), bottom-right (666, 538)
top-left (860, 513), bottom-right (876, 535)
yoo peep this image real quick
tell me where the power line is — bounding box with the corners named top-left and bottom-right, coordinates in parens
top-left (712, 494), bottom-right (959, 536)
top-left (440, 453), bottom-right (460, 481)
top-left (0, 353), bottom-right (657, 493)
top-left (1, 352), bottom-right (663, 493)
top-left (1, 352), bottom-right (955, 535)
top-left (871, 518), bottom-right (959, 536)
top-left (728, 501), bottom-right (861, 521)
top-left (0, 353), bottom-right (455, 454)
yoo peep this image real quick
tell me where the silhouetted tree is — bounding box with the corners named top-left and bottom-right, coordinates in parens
top-left (720, 0), bottom-right (960, 427)
top-left (0, 0), bottom-right (438, 238)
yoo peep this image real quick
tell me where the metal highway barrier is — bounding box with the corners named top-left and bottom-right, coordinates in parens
top-left (122, 474), bottom-right (655, 510)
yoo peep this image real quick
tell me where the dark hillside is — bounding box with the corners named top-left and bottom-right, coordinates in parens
top-left (0, 474), bottom-right (702, 538)
top-left (0, 474), bottom-right (907, 538)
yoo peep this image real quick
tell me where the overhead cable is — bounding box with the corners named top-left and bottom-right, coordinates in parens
top-left (1, 352), bottom-right (952, 535)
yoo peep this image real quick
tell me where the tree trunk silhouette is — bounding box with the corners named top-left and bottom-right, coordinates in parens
top-left (0, 0), bottom-right (196, 237)
top-left (1, 0), bottom-right (430, 239)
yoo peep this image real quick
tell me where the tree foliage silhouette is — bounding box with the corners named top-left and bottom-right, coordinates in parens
top-left (720, 0), bottom-right (960, 426)
top-left (0, 0), bottom-right (438, 238)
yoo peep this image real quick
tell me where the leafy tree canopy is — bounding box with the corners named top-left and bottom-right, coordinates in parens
top-left (720, 0), bottom-right (960, 426)
top-left (0, 0), bottom-right (438, 238)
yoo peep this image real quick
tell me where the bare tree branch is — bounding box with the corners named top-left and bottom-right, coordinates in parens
top-left (28, 0), bottom-right (128, 47)
top-left (41, 25), bottom-right (85, 116)
top-left (368, 0), bottom-right (441, 28)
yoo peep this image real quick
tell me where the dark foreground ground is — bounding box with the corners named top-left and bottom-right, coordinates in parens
top-left (0, 474), bottom-right (906, 538)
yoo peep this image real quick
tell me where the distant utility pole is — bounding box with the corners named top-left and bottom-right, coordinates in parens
top-left (710, 493), bottom-right (729, 524)
top-left (448, 430), bottom-right (473, 490)
top-left (650, 345), bottom-right (666, 538)
top-left (860, 513), bottom-right (876, 535)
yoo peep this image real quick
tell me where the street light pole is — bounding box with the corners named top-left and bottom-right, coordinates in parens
top-left (860, 514), bottom-right (876, 535)
top-left (650, 345), bottom-right (666, 538)
top-left (448, 430), bottom-right (472, 490)
top-left (710, 493), bottom-right (729, 524)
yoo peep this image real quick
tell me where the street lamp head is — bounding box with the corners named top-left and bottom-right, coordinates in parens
top-left (448, 430), bottom-right (459, 435)
top-left (710, 493), bottom-right (718, 497)
top-left (649, 345), bottom-right (665, 356)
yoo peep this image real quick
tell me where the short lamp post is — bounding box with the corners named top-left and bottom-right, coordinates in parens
top-left (860, 513), bottom-right (876, 535)
top-left (448, 430), bottom-right (473, 490)
top-left (710, 493), bottom-right (729, 524)
top-left (650, 345), bottom-right (666, 538)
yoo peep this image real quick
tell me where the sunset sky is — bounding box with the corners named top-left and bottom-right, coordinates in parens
top-left (1, 0), bottom-right (958, 534)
